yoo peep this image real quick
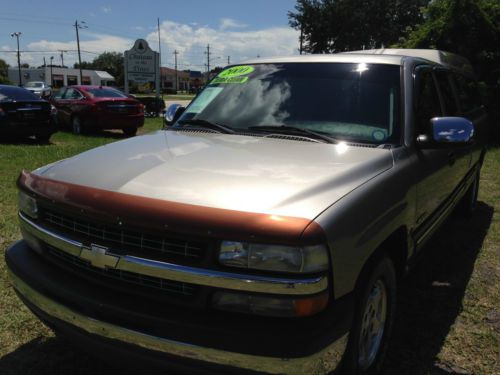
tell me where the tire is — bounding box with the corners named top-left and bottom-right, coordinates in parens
top-left (35, 133), bottom-right (52, 143)
top-left (71, 116), bottom-right (83, 135)
top-left (457, 169), bottom-right (480, 216)
top-left (342, 255), bottom-right (397, 375)
top-left (123, 127), bottom-right (138, 137)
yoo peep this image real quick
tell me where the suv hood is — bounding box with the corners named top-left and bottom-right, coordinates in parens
top-left (36, 131), bottom-right (393, 220)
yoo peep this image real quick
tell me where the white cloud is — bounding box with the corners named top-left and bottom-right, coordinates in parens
top-left (100, 6), bottom-right (112, 14)
top-left (0, 20), bottom-right (300, 70)
top-left (219, 18), bottom-right (247, 30)
top-left (148, 20), bottom-right (300, 69)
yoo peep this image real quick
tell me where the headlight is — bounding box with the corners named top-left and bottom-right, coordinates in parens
top-left (219, 241), bottom-right (329, 273)
top-left (18, 190), bottom-right (38, 219)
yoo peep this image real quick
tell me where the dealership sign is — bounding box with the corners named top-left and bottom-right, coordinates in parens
top-left (124, 39), bottom-right (160, 95)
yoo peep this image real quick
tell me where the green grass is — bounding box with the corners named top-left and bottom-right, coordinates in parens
top-left (0, 130), bottom-right (498, 374)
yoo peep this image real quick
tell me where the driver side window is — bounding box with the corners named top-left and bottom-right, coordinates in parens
top-left (415, 70), bottom-right (442, 135)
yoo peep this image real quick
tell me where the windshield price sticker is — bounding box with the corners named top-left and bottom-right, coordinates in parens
top-left (212, 76), bottom-right (249, 84)
top-left (218, 66), bottom-right (254, 78)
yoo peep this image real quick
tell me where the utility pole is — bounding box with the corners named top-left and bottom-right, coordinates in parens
top-left (74, 20), bottom-right (88, 84)
top-left (157, 17), bottom-right (162, 99)
top-left (204, 44), bottom-right (211, 82)
top-left (299, 22), bottom-right (304, 55)
top-left (11, 32), bottom-right (22, 86)
top-left (59, 50), bottom-right (67, 67)
top-left (49, 56), bottom-right (54, 87)
top-left (227, 56), bottom-right (230, 65)
top-left (173, 50), bottom-right (179, 93)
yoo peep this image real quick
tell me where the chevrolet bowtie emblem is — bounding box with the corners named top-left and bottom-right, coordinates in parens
top-left (80, 243), bottom-right (119, 269)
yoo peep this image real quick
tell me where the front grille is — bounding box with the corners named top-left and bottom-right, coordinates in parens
top-left (40, 208), bottom-right (207, 263)
top-left (46, 245), bottom-right (198, 297)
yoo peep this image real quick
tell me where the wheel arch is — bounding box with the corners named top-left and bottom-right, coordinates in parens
top-left (355, 226), bottom-right (409, 291)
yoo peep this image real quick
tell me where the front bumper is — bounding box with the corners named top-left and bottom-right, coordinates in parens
top-left (6, 240), bottom-right (351, 374)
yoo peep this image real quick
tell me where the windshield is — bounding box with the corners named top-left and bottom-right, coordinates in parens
top-left (85, 88), bottom-right (127, 98)
top-left (25, 82), bottom-right (43, 88)
top-left (177, 63), bottom-right (401, 144)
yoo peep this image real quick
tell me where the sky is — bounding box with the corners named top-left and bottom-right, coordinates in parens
top-left (0, 0), bottom-right (300, 71)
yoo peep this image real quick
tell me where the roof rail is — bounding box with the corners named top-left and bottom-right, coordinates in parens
top-left (344, 48), bottom-right (474, 77)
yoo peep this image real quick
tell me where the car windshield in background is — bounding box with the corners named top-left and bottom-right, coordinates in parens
top-left (178, 63), bottom-right (401, 144)
top-left (85, 88), bottom-right (127, 98)
top-left (0, 86), bottom-right (40, 101)
top-left (25, 82), bottom-right (43, 88)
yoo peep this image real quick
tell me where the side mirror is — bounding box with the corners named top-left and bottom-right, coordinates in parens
top-left (417, 117), bottom-right (474, 148)
top-left (164, 103), bottom-right (185, 127)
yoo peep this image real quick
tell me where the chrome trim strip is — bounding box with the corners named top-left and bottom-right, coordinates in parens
top-left (19, 212), bottom-right (328, 296)
top-left (9, 269), bottom-right (347, 375)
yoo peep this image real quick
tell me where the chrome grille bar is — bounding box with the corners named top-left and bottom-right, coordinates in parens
top-left (19, 212), bottom-right (328, 296)
top-left (47, 246), bottom-right (196, 296)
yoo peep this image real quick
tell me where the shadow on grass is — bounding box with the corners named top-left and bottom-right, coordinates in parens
top-left (0, 203), bottom-right (493, 375)
top-left (0, 336), bottom-right (115, 375)
top-left (0, 137), bottom-right (53, 146)
top-left (382, 201), bottom-right (494, 375)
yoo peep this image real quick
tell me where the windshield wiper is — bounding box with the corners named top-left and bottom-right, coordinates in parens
top-left (177, 119), bottom-right (235, 134)
top-left (248, 125), bottom-right (337, 144)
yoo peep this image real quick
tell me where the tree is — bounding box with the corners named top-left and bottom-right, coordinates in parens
top-left (288, 0), bottom-right (429, 53)
top-left (399, 0), bottom-right (500, 139)
top-left (91, 52), bottom-right (124, 86)
top-left (74, 52), bottom-right (124, 86)
top-left (0, 59), bottom-right (10, 84)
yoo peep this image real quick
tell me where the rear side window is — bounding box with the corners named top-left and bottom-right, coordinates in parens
top-left (85, 88), bottom-right (126, 98)
top-left (453, 74), bottom-right (480, 113)
top-left (415, 71), bottom-right (442, 134)
top-left (435, 71), bottom-right (458, 116)
top-left (63, 88), bottom-right (83, 99)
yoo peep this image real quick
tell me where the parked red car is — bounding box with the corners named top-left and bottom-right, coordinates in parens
top-left (51, 86), bottom-right (144, 136)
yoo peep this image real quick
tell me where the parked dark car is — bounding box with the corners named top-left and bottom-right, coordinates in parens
top-left (135, 96), bottom-right (166, 117)
top-left (51, 86), bottom-right (145, 136)
top-left (0, 84), bottom-right (56, 142)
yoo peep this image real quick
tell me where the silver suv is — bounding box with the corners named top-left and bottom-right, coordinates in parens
top-left (7, 49), bottom-right (487, 374)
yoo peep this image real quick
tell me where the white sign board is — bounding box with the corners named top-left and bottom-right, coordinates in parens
top-left (124, 39), bottom-right (160, 97)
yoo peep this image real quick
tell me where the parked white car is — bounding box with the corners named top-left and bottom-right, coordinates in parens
top-left (24, 81), bottom-right (51, 98)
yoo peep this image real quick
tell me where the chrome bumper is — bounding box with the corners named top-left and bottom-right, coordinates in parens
top-left (9, 269), bottom-right (348, 374)
top-left (19, 212), bottom-right (328, 296)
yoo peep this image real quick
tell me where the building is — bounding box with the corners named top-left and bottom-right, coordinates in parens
top-left (8, 67), bottom-right (115, 88)
top-left (160, 67), bottom-right (204, 93)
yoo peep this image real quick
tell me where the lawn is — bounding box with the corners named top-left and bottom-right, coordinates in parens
top-left (0, 124), bottom-right (498, 375)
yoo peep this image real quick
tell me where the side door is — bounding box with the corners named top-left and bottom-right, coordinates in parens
top-left (433, 69), bottom-right (471, 188)
top-left (61, 88), bottom-right (85, 124)
top-left (413, 67), bottom-right (460, 245)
